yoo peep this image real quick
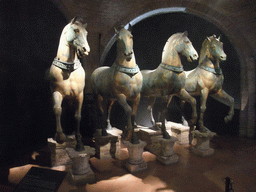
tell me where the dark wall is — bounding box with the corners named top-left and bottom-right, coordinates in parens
top-left (0, 0), bottom-right (73, 163)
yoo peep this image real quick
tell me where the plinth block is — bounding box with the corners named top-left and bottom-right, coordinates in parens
top-left (136, 126), bottom-right (162, 155)
top-left (123, 140), bottom-right (147, 173)
top-left (191, 130), bottom-right (217, 157)
top-left (166, 121), bottom-right (190, 145)
top-left (93, 132), bottom-right (118, 159)
top-left (47, 136), bottom-right (76, 167)
top-left (66, 147), bottom-right (95, 185)
top-left (157, 137), bottom-right (179, 165)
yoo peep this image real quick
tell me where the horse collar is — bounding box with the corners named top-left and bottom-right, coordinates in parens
top-left (115, 62), bottom-right (140, 77)
top-left (199, 65), bottom-right (222, 75)
top-left (52, 58), bottom-right (81, 72)
top-left (160, 63), bottom-right (184, 73)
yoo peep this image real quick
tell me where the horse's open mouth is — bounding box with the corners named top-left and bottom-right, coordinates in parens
top-left (187, 56), bottom-right (192, 62)
top-left (77, 49), bottom-right (89, 58)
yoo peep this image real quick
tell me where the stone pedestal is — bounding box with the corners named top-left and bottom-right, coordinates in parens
top-left (93, 132), bottom-right (118, 159)
top-left (123, 140), bottom-right (147, 173)
top-left (47, 135), bottom-right (76, 167)
top-left (136, 126), bottom-right (162, 155)
top-left (166, 121), bottom-right (190, 145)
top-left (66, 146), bottom-right (95, 185)
top-left (191, 130), bottom-right (217, 156)
top-left (157, 137), bottom-right (179, 165)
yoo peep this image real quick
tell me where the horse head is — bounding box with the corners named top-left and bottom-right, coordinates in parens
top-left (176, 31), bottom-right (199, 62)
top-left (115, 24), bottom-right (133, 62)
top-left (199, 35), bottom-right (226, 65)
top-left (66, 16), bottom-right (90, 58)
top-left (206, 35), bottom-right (227, 62)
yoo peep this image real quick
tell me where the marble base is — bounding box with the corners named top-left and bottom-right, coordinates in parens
top-left (93, 132), bottom-right (118, 159)
top-left (66, 147), bottom-right (95, 185)
top-left (123, 140), bottom-right (147, 173)
top-left (191, 130), bottom-right (217, 156)
top-left (136, 126), bottom-right (162, 155)
top-left (156, 137), bottom-right (179, 165)
top-left (157, 154), bottom-right (179, 165)
top-left (47, 136), bottom-right (76, 167)
top-left (166, 121), bottom-right (190, 145)
top-left (68, 168), bottom-right (95, 185)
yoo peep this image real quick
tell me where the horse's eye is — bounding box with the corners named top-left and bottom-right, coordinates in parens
top-left (74, 29), bottom-right (80, 34)
top-left (211, 45), bottom-right (216, 49)
top-left (184, 41), bottom-right (190, 44)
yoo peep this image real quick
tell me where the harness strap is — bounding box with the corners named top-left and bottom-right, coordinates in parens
top-left (199, 65), bottom-right (222, 75)
top-left (52, 58), bottom-right (81, 72)
top-left (115, 62), bottom-right (140, 76)
top-left (160, 63), bottom-right (184, 73)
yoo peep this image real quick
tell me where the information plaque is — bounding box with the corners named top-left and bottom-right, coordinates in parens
top-left (13, 167), bottom-right (67, 192)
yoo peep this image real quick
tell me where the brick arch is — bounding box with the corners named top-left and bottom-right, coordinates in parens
top-left (100, 5), bottom-right (254, 138)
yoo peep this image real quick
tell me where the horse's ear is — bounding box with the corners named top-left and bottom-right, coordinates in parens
top-left (128, 24), bottom-right (132, 32)
top-left (217, 35), bottom-right (221, 41)
top-left (207, 36), bottom-right (211, 42)
top-left (114, 27), bottom-right (119, 35)
top-left (183, 31), bottom-right (188, 36)
top-left (83, 23), bottom-right (88, 28)
top-left (71, 16), bottom-right (78, 24)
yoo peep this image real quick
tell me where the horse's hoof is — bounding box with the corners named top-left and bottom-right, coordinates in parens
top-left (102, 129), bottom-right (108, 136)
top-left (75, 143), bottom-right (85, 152)
top-left (162, 131), bottom-right (171, 139)
top-left (224, 116), bottom-right (232, 123)
top-left (121, 129), bottom-right (132, 141)
top-left (55, 132), bottom-right (66, 144)
top-left (199, 127), bottom-right (208, 133)
top-left (106, 124), bottom-right (112, 130)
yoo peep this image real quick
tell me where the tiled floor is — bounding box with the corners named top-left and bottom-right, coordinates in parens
top-left (2, 135), bottom-right (256, 192)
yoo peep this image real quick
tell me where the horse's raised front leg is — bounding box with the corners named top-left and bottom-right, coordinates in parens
top-left (199, 88), bottom-right (209, 133)
top-left (160, 96), bottom-right (171, 139)
top-left (116, 94), bottom-right (133, 142)
top-left (148, 97), bottom-right (156, 127)
top-left (74, 92), bottom-right (85, 151)
top-left (213, 89), bottom-right (234, 123)
top-left (107, 100), bottom-right (114, 130)
top-left (53, 91), bottom-right (66, 144)
top-left (130, 94), bottom-right (141, 144)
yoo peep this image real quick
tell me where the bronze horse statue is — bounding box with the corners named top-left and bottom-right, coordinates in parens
top-left (47, 17), bottom-right (90, 151)
top-left (141, 32), bottom-right (199, 139)
top-left (179, 35), bottom-right (234, 133)
top-left (91, 25), bottom-right (142, 144)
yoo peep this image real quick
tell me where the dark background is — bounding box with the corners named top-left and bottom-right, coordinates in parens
top-left (0, 0), bottom-right (240, 165)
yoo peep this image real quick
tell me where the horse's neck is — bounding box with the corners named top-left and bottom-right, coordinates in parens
top-left (56, 31), bottom-right (77, 63)
top-left (200, 55), bottom-right (220, 69)
top-left (116, 53), bottom-right (137, 67)
top-left (161, 47), bottom-right (182, 66)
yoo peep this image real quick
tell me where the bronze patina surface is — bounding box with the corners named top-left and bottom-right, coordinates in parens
top-left (141, 32), bottom-right (199, 139)
top-left (182, 35), bottom-right (234, 133)
top-left (91, 25), bottom-right (143, 144)
top-left (46, 17), bottom-right (90, 151)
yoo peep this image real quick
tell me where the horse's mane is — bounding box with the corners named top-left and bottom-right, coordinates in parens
top-left (162, 33), bottom-right (183, 54)
top-left (199, 35), bottom-right (216, 64)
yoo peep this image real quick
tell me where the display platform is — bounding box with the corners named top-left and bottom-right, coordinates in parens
top-left (136, 121), bottom-right (189, 155)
